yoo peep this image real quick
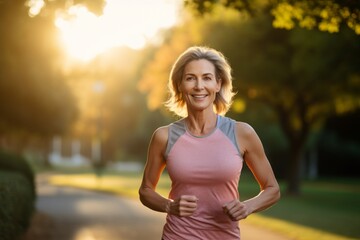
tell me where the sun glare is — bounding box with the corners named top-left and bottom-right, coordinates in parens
top-left (54, 0), bottom-right (182, 61)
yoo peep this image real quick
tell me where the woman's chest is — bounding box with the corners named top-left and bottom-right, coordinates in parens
top-left (166, 131), bottom-right (243, 184)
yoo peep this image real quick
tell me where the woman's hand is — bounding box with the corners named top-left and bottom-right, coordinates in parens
top-left (166, 195), bottom-right (198, 217)
top-left (223, 199), bottom-right (251, 221)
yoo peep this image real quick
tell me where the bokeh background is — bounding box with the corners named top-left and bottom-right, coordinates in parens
top-left (0, 0), bottom-right (359, 240)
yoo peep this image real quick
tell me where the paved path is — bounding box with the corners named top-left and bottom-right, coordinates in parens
top-left (33, 175), bottom-right (290, 240)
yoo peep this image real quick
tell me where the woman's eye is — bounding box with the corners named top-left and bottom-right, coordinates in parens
top-left (186, 76), bottom-right (195, 81)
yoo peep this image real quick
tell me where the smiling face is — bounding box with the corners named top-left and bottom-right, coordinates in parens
top-left (180, 59), bottom-right (221, 114)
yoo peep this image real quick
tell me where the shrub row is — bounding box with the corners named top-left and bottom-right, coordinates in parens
top-left (0, 171), bottom-right (35, 240)
top-left (0, 151), bottom-right (36, 240)
top-left (0, 151), bottom-right (35, 196)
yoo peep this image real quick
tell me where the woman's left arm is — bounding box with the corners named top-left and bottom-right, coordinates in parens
top-left (223, 122), bottom-right (280, 221)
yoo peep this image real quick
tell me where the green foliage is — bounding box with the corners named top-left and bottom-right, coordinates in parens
top-left (0, 171), bottom-right (35, 240)
top-left (35, 0), bottom-right (105, 16)
top-left (0, 151), bottom-right (36, 238)
top-left (324, 109), bottom-right (360, 142)
top-left (199, 12), bottom-right (360, 111)
top-left (218, 14), bottom-right (359, 193)
top-left (317, 110), bottom-right (360, 177)
top-left (0, 151), bottom-right (36, 196)
top-left (185, 0), bottom-right (360, 34)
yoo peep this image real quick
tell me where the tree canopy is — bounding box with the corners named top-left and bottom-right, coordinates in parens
top-left (0, 0), bottom-right (91, 135)
top-left (185, 0), bottom-right (360, 34)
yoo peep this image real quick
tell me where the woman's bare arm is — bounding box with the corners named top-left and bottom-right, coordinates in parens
top-left (223, 122), bottom-right (280, 220)
top-left (139, 127), bottom-right (169, 213)
top-left (139, 126), bottom-right (199, 216)
top-left (238, 122), bottom-right (280, 213)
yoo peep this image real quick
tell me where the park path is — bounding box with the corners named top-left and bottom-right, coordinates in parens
top-left (24, 174), bottom-right (291, 240)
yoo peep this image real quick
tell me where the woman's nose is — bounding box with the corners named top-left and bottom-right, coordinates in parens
top-left (195, 79), bottom-right (204, 89)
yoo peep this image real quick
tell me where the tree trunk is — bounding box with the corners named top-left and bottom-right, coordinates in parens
top-left (286, 144), bottom-right (304, 195)
top-left (307, 148), bottom-right (318, 180)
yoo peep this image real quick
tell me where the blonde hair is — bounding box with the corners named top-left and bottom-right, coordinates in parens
top-left (166, 46), bottom-right (236, 117)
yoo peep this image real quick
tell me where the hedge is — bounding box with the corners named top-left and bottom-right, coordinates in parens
top-left (0, 151), bottom-right (36, 240)
top-left (0, 151), bottom-right (35, 196)
top-left (0, 171), bottom-right (35, 240)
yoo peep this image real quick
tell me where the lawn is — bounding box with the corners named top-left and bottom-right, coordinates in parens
top-left (48, 169), bottom-right (360, 240)
top-left (238, 172), bottom-right (360, 240)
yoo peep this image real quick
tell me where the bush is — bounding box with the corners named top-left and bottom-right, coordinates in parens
top-left (0, 171), bottom-right (35, 240)
top-left (0, 151), bottom-right (36, 239)
top-left (0, 151), bottom-right (35, 196)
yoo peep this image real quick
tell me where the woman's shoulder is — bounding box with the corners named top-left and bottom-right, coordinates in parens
top-left (153, 125), bottom-right (169, 142)
top-left (152, 119), bottom-right (186, 145)
top-left (220, 116), bottom-right (253, 133)
top-left (149, 126), bottom-right (170, 155)
top-left (233, 120), bottom-right (256, 138)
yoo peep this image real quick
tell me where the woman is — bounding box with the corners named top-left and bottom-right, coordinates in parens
top-left (139, 46), bottom-right (280, 239)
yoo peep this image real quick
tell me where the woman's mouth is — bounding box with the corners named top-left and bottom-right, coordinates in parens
top-left (191, 94), bottom-right (208, 99)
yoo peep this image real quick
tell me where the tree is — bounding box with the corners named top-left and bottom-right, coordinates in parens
top-left (138, 8), bottom-right (360, 195)
top-left (182, 1), bottom-right (360, 195)
top-left (35, 0), bottom-right (105, 16)
top-left (223, 16), bottom-right (360, 195)
top-left (0, 0), bottom-right (106, 139)
top-left (0, 1), bottom-right (88, 137)
top-left (0, 0), bottom-right (106, 158)
top-left (185, 0), bottom-right (360, 34)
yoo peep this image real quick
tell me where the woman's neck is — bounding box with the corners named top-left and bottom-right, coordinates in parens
top-left (185, 110), bottom-right (218, 136)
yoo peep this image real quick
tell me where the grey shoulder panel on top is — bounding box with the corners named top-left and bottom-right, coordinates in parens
top-left (218, 115), bottom-right (242, 155)
top-left (165, 119), bottom-right (186, 158)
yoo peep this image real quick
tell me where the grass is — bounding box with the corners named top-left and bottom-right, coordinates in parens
top-left (50, 171), bottom-right (171, 198)
top-left (47, 169), bottom-right (360, 240)
top-left (239, 172), bottom-right (360, 240)
top-left (263, 183), bottom-right (359, 237)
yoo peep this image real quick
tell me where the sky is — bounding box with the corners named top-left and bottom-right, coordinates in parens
top-left (28, 0), bottom-right (183, 61)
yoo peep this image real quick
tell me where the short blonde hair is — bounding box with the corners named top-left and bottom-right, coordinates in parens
top-left (166, 46), bottom-right (236, 117)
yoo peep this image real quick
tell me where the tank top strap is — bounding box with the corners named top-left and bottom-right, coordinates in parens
top-left (217, 115), bottom-right (242, 155)
top-left (165, 119), bottom-right (186, 158)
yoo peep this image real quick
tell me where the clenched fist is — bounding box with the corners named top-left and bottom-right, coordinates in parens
top-left (222, 199), bottom-right (250, 221)
top-left (166, 195), bottom-right (198, 217)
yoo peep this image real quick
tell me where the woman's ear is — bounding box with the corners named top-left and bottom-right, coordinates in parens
top-left (177, 80), bottom-right (183, 92)
top-left (216, 78), bottom-right (222, 92)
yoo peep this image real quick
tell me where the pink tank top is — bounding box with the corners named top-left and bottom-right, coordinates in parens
top-left (162, 115), bottom-right (243, 240)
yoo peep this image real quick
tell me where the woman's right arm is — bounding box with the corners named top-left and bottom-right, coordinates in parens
top-left (139, 126), bottom-right (198, 216)
top-left (139, 126), bottom-right (170, 213)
